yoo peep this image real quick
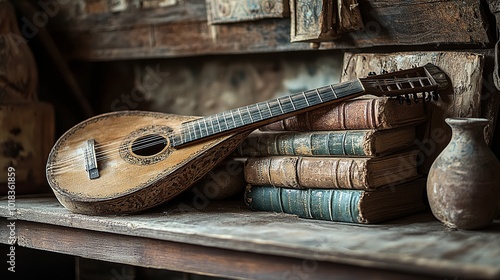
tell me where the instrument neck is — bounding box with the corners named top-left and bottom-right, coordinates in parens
top-left (169, 79), bottom-right (365, 147)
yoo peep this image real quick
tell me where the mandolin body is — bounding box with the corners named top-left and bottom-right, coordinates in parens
top-left (46, 111), bottom-right (250, 215)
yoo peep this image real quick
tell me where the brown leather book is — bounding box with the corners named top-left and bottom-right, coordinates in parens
top-left (244, 150), bottom-right (418, 190)
top-left (260, 97), bottom-right (427, 131)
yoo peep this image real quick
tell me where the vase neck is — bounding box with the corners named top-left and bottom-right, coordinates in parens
top-left (446, 118), bottom-right (488, 144)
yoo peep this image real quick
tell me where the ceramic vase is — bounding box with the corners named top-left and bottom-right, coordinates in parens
top-left (427, 118), bottom-right (500, 229)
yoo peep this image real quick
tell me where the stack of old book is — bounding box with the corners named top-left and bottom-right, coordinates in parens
top-left (237, 96), bottom-right (428, 224)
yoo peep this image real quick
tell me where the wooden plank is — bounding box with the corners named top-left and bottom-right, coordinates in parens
top-left (56, 19), bottom-right (303, 60)
top-left (0, 219), bottom-right (436, 280)
top-left (322, 0), bottom-right (490, 47)
top-left (341, 51), bottom-right (486, 171)
top-left (55, 0), bottom-right (205, 30)
top-left (47, 0), bottom-right (490, 60)
top-left (0, 197), bottom-right (499, 278)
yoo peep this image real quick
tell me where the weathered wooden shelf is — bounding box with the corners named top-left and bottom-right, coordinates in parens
top-left (1, 196), bottom-right (499, 279)
top-left (49, 0), bottom-right (492, 60)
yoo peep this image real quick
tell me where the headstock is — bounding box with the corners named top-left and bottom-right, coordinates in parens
top-left (360, 63), bottom-right (450, 104)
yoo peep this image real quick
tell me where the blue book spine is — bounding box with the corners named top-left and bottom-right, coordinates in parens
top-left (245, 185), bottom-right (362, 223)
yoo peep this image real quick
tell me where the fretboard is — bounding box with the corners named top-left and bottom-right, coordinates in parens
top-left (169, 79), bottom-right (364, 147)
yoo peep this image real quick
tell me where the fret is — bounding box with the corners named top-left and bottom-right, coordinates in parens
top-left (229, 110), bottom-right (236, 129)
top-left (320, 86), bottom-right (336, 101)
top-left (276, 99), bottom-right (285, 114)
top-left (301, 92), bottom-right (310, 107)
top-left (202, 117), bottom-right (211, 135)
top-left (288, 96), bottom-right (296, 110)
top-left (268, 99), bottom-right (283, 116)
top-left (245, 106), bottom-right (254, 123)
top-left (222, 114), bottom-right (230, 130)
top-left (277, 96), bottom-right (294, 113)
top-left (237, 108), bottom-right (247, 125)
top-left (249, 105), bottom-right (262, 122)
top-left (186, 121), bottom-right (196, 141)
top-left (207, 116), bottom-right (215, 134)
top-left (217, 112), bottom-right (228, 131)
top-left (317, 88), bottom-right (324, 102)
top-left (180, 127), bottom-right (185, 144)
top-left (179, 124), bottom-right (186, 144)
top-left (249, 106), bottom-right (258, 122)
top-left (208, 115), bottom-right (219, 134)
top-left (187, 122), bottom-right (196, 141)
top-left (257, 102), bottom-right (273, 120)
top-left (233, 109), bottom-right (244, 127)
top-left (265, 101), bottom-right (273, 117)
top-left (241, 106), bottom-right (252, 123)
top-left (290, 93), bottom-right (308, 110)
top-left (197, 120), bottom-right (206, 137)
top-left (328, 85), bottom-right (338, 99)
top-left (255, 104), bottom-right (264, 120)
top-left (214, 113), bottom-right (222, 132)
top-left (303, 89), bottom-right (320, 105)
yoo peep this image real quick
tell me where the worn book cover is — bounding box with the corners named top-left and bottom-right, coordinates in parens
top-left (244, 150), bottom-right (419, 190)
top-left (236, 126), bottom-right (416, 157)
top-left (260, 97), bottom-right (427, 131)
top-left (244, 179), bottom-right (426, 223)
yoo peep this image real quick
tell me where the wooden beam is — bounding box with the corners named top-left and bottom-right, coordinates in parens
top-left (44, 0), bottom-right (491, 60)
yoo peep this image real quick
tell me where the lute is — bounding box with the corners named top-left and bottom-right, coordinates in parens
top-left (46, 64), bottom-right (449, 215)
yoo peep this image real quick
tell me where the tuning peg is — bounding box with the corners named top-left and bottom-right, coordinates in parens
top-left (412, 93), bottom-right (419, 103)
top-left (368, 71), bottom-right (377, 76)
top-left (397, 95), bottom-right (404, 105)
top-left (432, 91), bottom-right (439, 101)
top-left (404, 94), bottom-right (412, 105)
top-left (424, 92), bottom-right (432, 102)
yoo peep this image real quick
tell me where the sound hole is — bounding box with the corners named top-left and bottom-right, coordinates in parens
top-left (131, 134), bottom-right (168, 157)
